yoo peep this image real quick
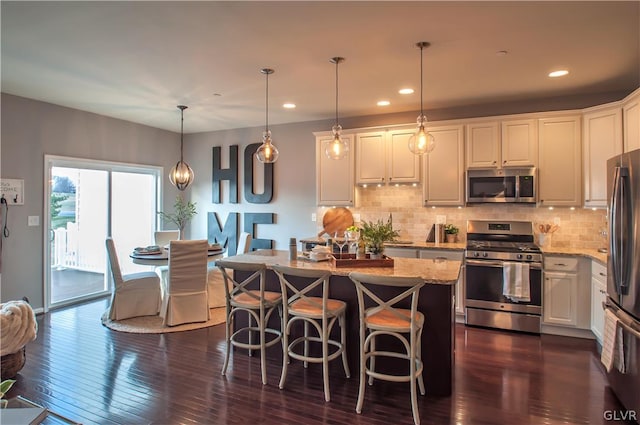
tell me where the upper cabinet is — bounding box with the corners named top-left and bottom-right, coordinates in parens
top-left (423, 124), bottom-right (465, 206)
top-left (623, 89), bottom-right (640, 152)
top-left (316, 134), bottom-right (355, 206)
top-left (466, 119), bottom-right (537, 169)
top-left (582, 105), bottom-right (623, 208)
top-left (538, 115), bottom-right (582, 207)
top-left (355, 128), bottom-right (420, 185)
top-left (501, 119), bottom-right (538, 167)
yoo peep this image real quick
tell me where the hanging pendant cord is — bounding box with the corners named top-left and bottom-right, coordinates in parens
top-left (265, 72), bottom-right (269, 133)
top-left (335, 60), bottom-right (339, 125)
top-left (419, 44), bottom-right (424, 117)
top-left (180, 108), bottom-right (184, 161)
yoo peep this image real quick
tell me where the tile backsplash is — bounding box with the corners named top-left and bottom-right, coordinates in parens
top-left (317, 186), bottom-right (608, 250)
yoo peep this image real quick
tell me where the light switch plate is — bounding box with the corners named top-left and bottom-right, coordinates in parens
top-left (553, 217), bottom-right (561, 225)
top-left (436, 215), bottom-right (446, 224)
top-left (353, 213), bottom-right (361, 223)
top-left (311, 213), bottom-right (317, 222)
top-left (28, 216), bottom-right (40, 226)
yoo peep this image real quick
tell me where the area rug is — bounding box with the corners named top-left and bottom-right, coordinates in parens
top-left (101, 308), bottom-right (226, 334)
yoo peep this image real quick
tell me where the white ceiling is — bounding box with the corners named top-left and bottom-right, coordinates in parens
top-left (2, 1), bottom-right (639, 134)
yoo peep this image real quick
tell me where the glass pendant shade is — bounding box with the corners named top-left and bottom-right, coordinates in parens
top-left (256, 130), bottom-right (279, 163)
top-left (255, 68), bottom-right (278, 164)
top-left (409, 41), bottom-right (435, 155)
top-left (169, 105), bottom-right (194, 191)
top-left (325, 124), bottom-right (349, 160)
top-left (408, 115), bottom-right (435, 155)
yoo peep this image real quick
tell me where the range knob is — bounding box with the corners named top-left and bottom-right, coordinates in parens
top-left (474, 252), bottom-right (480, 257)
top-left (517, 254), bottom-right (523, 260)
top-left (482, 252), bottom-right (489, 258)
top-left (526, 254), bottom-right (533, 260)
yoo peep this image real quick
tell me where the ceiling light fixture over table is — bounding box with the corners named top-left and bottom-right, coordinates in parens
top-left (169, 105), bottom-right (195, 191)
top-left (408, 41), bottom-right (436, 155)
top-left (325, 57), bottom-right (349, 160)
top-left (255, 68), bottom-right (279, 164)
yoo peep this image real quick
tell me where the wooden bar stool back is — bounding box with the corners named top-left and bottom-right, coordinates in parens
top-left (272, 265), bottom-right (350, 402)
top-left (216, 260), bottom-right (282, 385)
top-left (348, 272), bottom-right (426, 425)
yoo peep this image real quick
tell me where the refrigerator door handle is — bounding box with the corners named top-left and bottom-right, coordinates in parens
top-left (609, 166), bottom-right (631, 295)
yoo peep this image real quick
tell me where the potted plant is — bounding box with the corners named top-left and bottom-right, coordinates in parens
top-left (360, 216), bottom-right (400, 259)
top-left (444, 224), bottom-right (459, 243)
top-left (157, 195), bottom-right (197, 239)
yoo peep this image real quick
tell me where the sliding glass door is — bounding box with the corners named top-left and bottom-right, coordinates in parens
top-left (45, 156), bottom-right (161, 309)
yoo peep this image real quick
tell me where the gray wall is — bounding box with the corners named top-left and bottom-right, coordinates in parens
top-left (0, 94), bottom-right (181, 306)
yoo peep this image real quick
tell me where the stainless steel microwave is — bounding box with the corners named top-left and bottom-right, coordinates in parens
top-left (466, 168), bottom-right (537, 203)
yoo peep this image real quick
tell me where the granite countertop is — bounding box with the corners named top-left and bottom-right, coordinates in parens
top-left (541, 247), bottom-right (607, 266)
top-left (219, 250), bottom-right (461, 285)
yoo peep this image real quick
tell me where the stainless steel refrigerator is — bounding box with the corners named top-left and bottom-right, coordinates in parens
top-left (606, 148), bottom-right (640, 417)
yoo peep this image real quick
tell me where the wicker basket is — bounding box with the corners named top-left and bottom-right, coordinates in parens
top-left (0, 346), bottom-right (26, 380)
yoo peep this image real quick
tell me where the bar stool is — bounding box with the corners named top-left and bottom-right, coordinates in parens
top-left (348, 272), bottom-right (426, 425)
top-left (216, 260), bottom-right (282, 385)
top-left (272, 265), bottom-right (350, 402)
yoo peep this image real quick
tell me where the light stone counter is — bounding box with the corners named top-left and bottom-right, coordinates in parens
top-left (221, 249), bottom-right (461, 285)
top-left (541, 247), bottom-right (607, 266)
top-left (386, 241), bottom-right (466, 251)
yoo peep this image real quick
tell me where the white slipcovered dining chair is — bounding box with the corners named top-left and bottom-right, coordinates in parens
top-left (348, 272), bottom-right (426, 425)
top-left (208, 232), bottom-right (252, 308)
top-left (272, 265), bottom-right (350, 402)
top-left (106, 237), bottom-right (161, 321)
top-left (160, 239), bottom-right (209, 326)
top-left (154, 230), bottom-right (180, 247)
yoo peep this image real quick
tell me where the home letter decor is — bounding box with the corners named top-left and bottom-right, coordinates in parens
top-left (243, 143), bottom-right (273, 203)
top-left (243, 213), bottom-right (274, 250)
top-left (207, 212), bottom-right (239, 254)
top-left (212, 145), bottom-right (238, 204)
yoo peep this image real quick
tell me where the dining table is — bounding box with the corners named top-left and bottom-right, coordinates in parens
top-left (129, 247), bottom-right (226, 266)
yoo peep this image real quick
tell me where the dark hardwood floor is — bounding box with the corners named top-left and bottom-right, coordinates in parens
top-left (6, 297), bottom-right (633, 425)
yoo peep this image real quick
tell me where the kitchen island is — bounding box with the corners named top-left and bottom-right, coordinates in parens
top-left (219, 249), bottom-right (462, 396)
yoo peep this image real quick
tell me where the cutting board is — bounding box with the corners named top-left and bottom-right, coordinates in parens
top-left (317, 207), bottom-right (354, 237)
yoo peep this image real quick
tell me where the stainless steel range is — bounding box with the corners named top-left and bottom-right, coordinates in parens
top-left (464, 220), bottom-right (542, 334)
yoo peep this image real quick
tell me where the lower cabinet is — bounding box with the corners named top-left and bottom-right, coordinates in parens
top-left (384, 247), bottom-right (418, 258)
top-left (419, 249), bottom-right (465, 316)
top-left (542, 255), bottom-right (591, 331)
top-left (590, 261), bottom-right (608, 345)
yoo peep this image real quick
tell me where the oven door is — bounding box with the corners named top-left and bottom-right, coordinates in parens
top-left (465, 259), bottom-right (542, 314)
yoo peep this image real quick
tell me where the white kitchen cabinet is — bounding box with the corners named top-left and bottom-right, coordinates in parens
top-left (384, 247), bottom-right (418, 258)
top-left (419, 249), bottom-right (465, 316)
top-left (538, 115), bottom-right (582, 207)
top-left (543, 255), bottom-right (591, 330)
top-left (355, 131), bottom-right (386, 185)
top-left (583, 105), bottom-right (623, 208)
top-left (590, 261), bottom-right (608, 345)
top-left (423, 124), bottom-right (465, 206)
top-left (501, 119), bottom-right (537, 167)
top-left (315, 134), bottom-right (355, 206)
top-left (355, 128), bottom-right (420, 185)
top-left (543, 270), bottom-right (579, 326)
top-left (623, 89), bottom-right (640, 152)
top-left (466, 121), bottom-right (500, 168)
top-left (466, 119), bottom-right (536, 169)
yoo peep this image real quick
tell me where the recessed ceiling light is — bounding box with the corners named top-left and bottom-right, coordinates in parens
top-left (282, 103), bottom-right (296, 109)
top-left (377, 100), bottom-right (390, 106)
top-left (399, 88), bottom-right (414, 95)
top-left (548, 70), bottom-right (569, 78)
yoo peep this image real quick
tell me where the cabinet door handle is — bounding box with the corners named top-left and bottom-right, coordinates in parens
top-left (554, 263), bottom-right (568, 267)
top-left (503, 160), bottom-right (507, 164)
top-left (492, 161), bottom-right (497, 165)
top-left (599, 272), bottom-right (606, 277)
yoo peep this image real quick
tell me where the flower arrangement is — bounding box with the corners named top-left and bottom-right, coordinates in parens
top-left (157, 195), bottom-right (197, 238)
top-left (360, 216), bottom-right (400, 255)
top-left (444, 224), bottom-right (459, 235)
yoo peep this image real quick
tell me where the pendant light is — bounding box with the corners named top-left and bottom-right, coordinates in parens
top-left (408, 42), bottom-right (436, 155)
top-left (325, 57), bottom-right (349, 160)
top-left (169, 105), bottom-right (195, 190)
top-left (255, 68), bottom-right (279, 164)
